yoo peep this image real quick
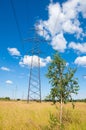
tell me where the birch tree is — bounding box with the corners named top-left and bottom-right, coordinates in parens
top-left (46, 52), bottom-right (79, 125)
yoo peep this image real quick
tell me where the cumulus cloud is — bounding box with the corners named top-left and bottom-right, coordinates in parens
top-left (36, 0), bottom-right (86, 52)
top-left (7, 47), bottom-right (21, 56)
top-left (66, 62), bottom-right (69, 66)
top-left (19, 55), bottom-right (51, 67)
top-left (6, 80), bottom-right (13, 84)
top-left (69, 42), bottom-right (86, 53)
top-left (78, 0), bottom-right (86, 18)
top-left (83, 75), bottom-right (86, 79)
top-left (74, 56), bottom-right (86, 66)
top-left (0, 66), bottom-right (10, 71)
top-left (52, 33), bottom-right (67, 52)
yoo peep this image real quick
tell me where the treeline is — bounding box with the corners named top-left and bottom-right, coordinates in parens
top-left (0, 97), bottom-right (21, 101)
top-left (0, 97), bottom-right (10, 101)
top-left (0, 97), bottom-right (86, 102)
top-left (72, 99), bottom-right (86, 102)
top-left (44, 97), bottom-right (86, 103)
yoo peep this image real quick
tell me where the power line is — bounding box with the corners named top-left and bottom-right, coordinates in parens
top-left (10, 0), bottom-right (24, 52)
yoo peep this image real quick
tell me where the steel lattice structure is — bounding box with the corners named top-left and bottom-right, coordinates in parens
top-left (27, 29), bottom-right (45, 102)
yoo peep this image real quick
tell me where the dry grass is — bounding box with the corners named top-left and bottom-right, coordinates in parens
top-left (0, 101), bottom-right (56, 130)
top-left (0, 101), bottom-right (86, 130)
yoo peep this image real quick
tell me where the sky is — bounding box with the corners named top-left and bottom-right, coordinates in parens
top-left (0, 0), bottom-right (86, 100)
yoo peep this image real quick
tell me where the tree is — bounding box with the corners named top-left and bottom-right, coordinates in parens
top-left (46, 52), bottom-right (79, 125)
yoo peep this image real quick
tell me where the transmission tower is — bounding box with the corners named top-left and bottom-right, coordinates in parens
top-left (27, 29), bottom-right (45, 102)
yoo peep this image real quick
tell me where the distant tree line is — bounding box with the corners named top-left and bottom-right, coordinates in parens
top-left (0, 97), bottom-right (21, 101)
top-left (44, 96), bottom-right (86, 103)
top-left (72, 98), bottom-right (86, 102)
top-left (0, 97), bottom-right (10, 101)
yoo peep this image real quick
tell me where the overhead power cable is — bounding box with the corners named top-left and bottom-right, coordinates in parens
top-left (10, 0), bottom-right (24, 52)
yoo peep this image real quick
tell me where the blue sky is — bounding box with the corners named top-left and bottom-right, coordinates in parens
top-left (0, 0), bottom-right (86, 100)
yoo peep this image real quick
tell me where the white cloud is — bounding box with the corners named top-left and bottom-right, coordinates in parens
top-left (51, 33), bottom-right (67, 52)
top-left (78, 0), bottom-right (86, 18)
top-left (83, 75), bottom-right (86, 79)
top-left (74, 56), bottom-right (86, 66)
top-left (19, 55), bottom-right (51, 67)
top-left (6, 80), bottom-right (13, 84)
top-left (7, 48), bottom-right (21, 56)
top-left (66, 62), bottom-right (69, 66)
top-left (36, 0), bottom-right (86, 52)
top-left (62, 19), bottom-right (82, 35)
top-left (69, 42), bottom-right (86, 53)
top-left (0, 66), bottom-right (10, 71)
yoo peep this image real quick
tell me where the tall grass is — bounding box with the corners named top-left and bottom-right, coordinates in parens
top-left (41, 102), bottom-right (86, 130)
top-left (0, 101), bottom-right (86, 130)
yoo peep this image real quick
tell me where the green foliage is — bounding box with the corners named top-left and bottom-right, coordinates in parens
top-left (42, 108), bottom-right (81, 130)
top-left (48, 113), bottom-right (58, 130)
top-left (44, 95), bottom-right (52, 102)
top-left (17, 98), bottom-right (21, 101)
top-left (0, 97), bottom-right (10, 101)
top-left (72, 98), bottom-right (86, 103)
top-left (41, 113), bottom-right (59, 130)
top-left (46, 52), bottom-right (79, 104)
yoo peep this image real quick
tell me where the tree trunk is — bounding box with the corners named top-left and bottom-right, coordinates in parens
top-left (60, 94), bottom-right (63, 125)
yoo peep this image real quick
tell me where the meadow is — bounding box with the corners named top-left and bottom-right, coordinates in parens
top-left (0, 101), bottom-right (86, 130)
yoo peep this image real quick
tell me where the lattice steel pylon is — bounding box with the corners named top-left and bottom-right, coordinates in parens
top-left (27, 29), bottom-right (44, 102)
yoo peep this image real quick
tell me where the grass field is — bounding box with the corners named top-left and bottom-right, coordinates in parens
top-left (0, 101), bottom-right (86, 130)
